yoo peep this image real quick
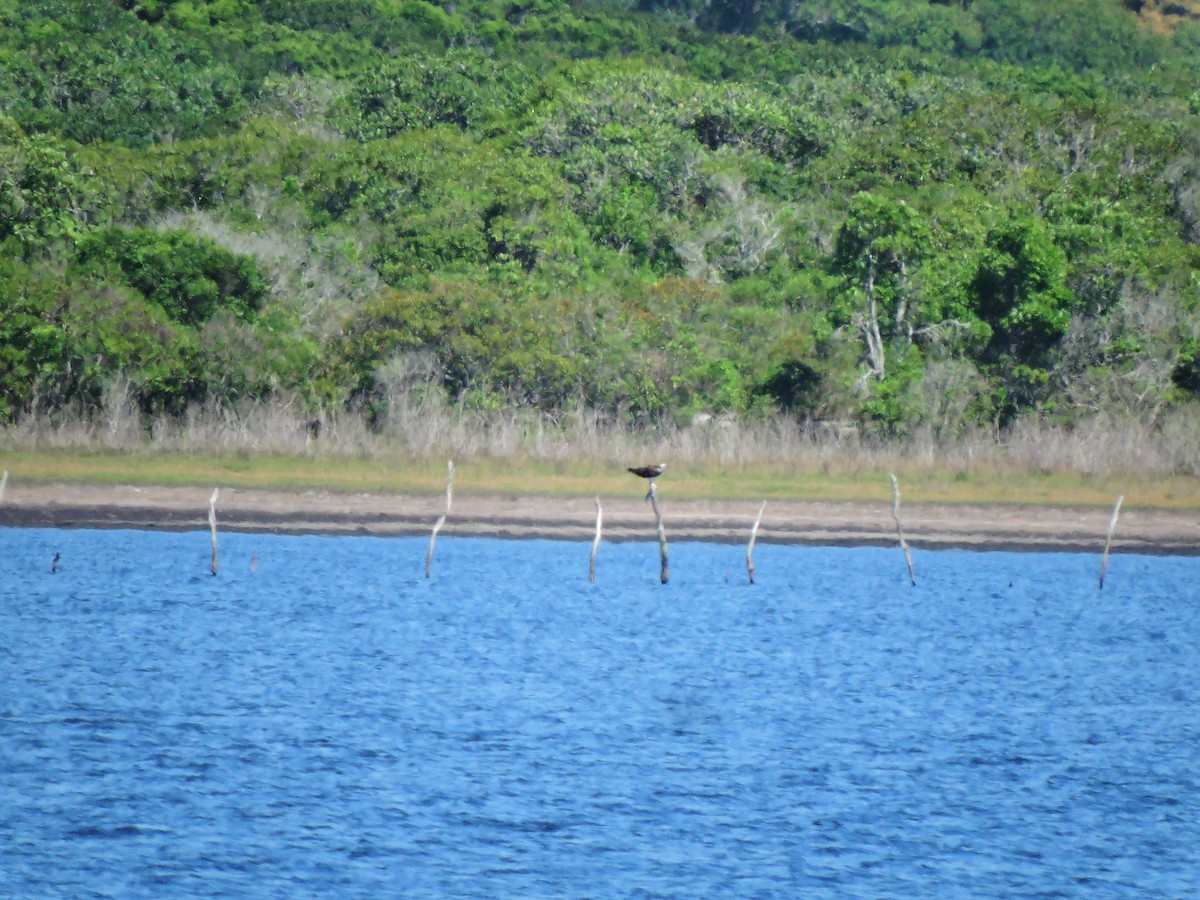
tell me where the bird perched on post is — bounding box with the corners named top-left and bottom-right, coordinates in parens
top-left (627, 463), bottom-right (667, 501)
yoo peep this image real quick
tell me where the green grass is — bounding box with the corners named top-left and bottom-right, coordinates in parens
top-left (3, 448), bottom-right (1198, 510)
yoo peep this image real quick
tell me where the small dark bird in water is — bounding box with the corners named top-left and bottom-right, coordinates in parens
top-left (51, 552), bottom-right (61, 574)
top-left (627, 463), bottom-right (667, 501)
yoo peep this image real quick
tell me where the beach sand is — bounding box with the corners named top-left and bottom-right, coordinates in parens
top-left (2, 482), bottom-right (1197, 555)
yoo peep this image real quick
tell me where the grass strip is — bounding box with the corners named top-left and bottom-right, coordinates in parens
top-left (3, 449), bottom-right (1198, 509)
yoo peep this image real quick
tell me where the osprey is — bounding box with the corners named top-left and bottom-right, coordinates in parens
top-left (627, 463), bottom-right (667, 480)
top-left (628, 463), bottom-right (666, 501)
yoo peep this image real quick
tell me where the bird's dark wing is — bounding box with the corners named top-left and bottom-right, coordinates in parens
top-left (628, 465), bottom-right (663, 479)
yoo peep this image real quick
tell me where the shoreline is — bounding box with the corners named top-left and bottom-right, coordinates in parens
top-left (2, 482), bottom-right (1198, 555)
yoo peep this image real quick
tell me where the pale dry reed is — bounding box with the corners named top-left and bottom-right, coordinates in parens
top-left (4, 390), bottom-right (1199, 478)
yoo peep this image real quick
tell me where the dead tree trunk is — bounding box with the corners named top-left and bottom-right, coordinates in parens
top-left (1099, 495), bottom-right (1124, 590)
top-left (425, 460), bottom-right (455, 578)
top-left (860, 254), bottom-right (886, 381)
top-left (888, 474), bottom-right (915, 586)
top-left (589, 496), bottom-right (603, 583)
top-left (746, 500), bottom-right (766, 584)
top-left (648, 482), bottom-right (669, 585)
top-left (208, 488), bottom-right (219, 577)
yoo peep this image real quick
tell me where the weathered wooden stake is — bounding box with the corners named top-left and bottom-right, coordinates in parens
top-left (1099, 494), bottom-right (1124, 590)
top-left (0, 469), bottom-right (7, 503)
top-left (425, 460), bottom-right (455, 578)
top-left (746, 500), bottom-right (766, 584)
top-left (648, 481), bottom-right (669, 584)
top-left (589, 496), bottom-right (603, 583)
top-left (888, 473), bottom-right (916, 586)
top-left (208, 488), bottom-right (219, 577)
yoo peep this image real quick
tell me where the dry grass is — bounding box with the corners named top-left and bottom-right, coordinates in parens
top-left (3, 393), bottom-right (1199, 508)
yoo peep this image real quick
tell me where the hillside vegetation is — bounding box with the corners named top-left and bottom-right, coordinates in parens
top-left (2, 0), bottom-right (1199, 473)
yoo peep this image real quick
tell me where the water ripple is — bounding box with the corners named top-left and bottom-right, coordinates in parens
top-left (1, 530), bottom-right (1198, 897)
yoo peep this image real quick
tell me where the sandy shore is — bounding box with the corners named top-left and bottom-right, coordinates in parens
top-left (2, 481), bottom-right (1198, 555)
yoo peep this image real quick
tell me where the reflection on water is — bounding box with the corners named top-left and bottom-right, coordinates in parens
top-left (2, 528), bottom-right (1198, 897)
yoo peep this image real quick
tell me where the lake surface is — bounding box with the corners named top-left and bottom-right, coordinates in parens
top-left (1, 527), bottom-right (1198, 898)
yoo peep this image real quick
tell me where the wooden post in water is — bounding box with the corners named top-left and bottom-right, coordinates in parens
top-left (589, 496), bottom-right (603, 583)
top-left (425, 460), bottom-right (455, 578)
top-left (208, 488), bottom-right (219, 577)
top-left (746, 500), bottom-right (766, 585)
top-left (648, 481), bottom-right (669, 584)
top-left (888, 474), bottom-right (916, 587)
top-left (0, 469), bottom-right (8, 504)
top-left (1099, 494), bottom-right (1124, 590)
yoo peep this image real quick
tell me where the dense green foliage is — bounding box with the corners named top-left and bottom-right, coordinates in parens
top-left (2, 0), bottom-right (1198, 436)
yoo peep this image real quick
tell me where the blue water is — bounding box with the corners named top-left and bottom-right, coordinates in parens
top-left (1, 529), bottom-right (1198, 898)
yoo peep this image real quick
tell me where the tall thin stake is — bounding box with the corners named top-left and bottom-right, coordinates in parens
top-left (208, 488), bottom-right (219, 577)
top-left (1099, 494), bottom-right (1124, 590)
top-left (589, 496), bottom-right (603, 583)
top-left (888, 474), bottom-right (916, 586)
top-left (0, 469), bottom-right (7, 503)
top-left (648, 481), bottom-right (669, 584)
top-left (746, 500), bottom-right (766, 584)
top-left (425, 460), bottom-right (455, 578)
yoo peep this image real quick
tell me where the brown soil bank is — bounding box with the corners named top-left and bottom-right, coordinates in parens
top-left (2, 482), bottom-right (1198, 555)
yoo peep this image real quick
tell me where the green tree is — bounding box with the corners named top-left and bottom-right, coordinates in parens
top-left (76, 227), bottom-right (267, 326)
top-left (0, 127), bottom-right (83, 256)
top-left (970, 215), bottom-right (1077, 417)
top-left (830, 192), bottom-right (931, 382)
top-left (0, 260), bottom-right (73, 419)
top-left (329, 50), bottom-right (534, 139)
